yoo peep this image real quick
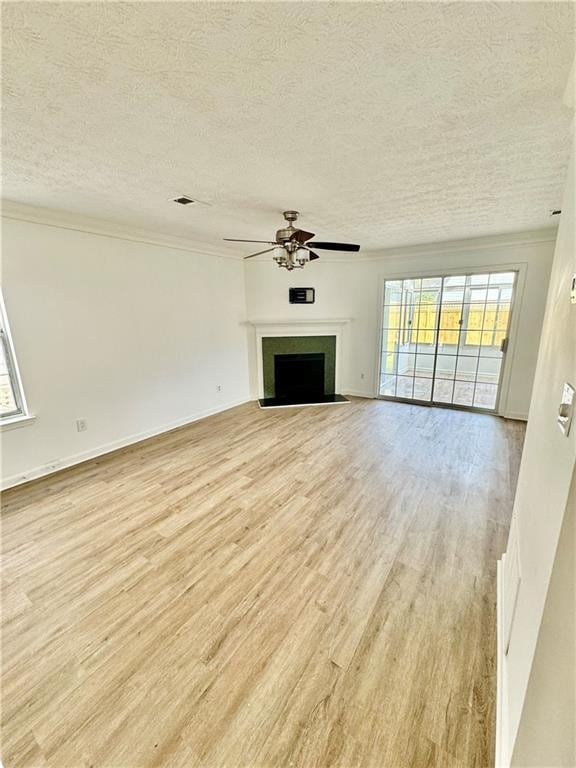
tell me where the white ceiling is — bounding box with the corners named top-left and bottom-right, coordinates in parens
top-left (2, 2), bottom-right (574, 253)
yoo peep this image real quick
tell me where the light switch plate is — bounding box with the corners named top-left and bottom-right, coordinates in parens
top-left (558, 382), bottom-right (575, 436)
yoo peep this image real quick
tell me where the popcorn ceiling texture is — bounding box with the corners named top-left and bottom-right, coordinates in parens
top-left (2, 2), bottom-right (574, 251)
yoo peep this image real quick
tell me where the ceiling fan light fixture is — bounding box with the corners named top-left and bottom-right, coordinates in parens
top-left (224, 210), bottom-right (361, 269)
top-left (296, 247), bottom-right (309, 266)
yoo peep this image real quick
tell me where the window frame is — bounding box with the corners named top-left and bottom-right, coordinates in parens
top-left (0, 290), bottom-right (29, 422)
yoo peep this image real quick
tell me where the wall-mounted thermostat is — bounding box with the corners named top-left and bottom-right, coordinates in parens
top-left (289, 288), bottom-right (315, 304)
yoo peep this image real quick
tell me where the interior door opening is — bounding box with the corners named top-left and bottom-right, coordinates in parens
top-left (379, 271), bottom-right (517, 412)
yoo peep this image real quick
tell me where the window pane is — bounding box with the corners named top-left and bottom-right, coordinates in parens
top-left (464, 304), bottom-right (485, 346)
top-left (396, 376), bottom-right (414, 398)
top-left (474, 383), bottom-right (498, 410)
top-left (433, 378), bottom-right (453, 403)
top-left (380, 374), bottom-right (397, 397)
top-left (456, 356), bottom-right (478, 382)
top-left (453, 381), bottom-right (474, 406)
top-left (413, 304), bottom-right (438, 331)
top-left (382, 328), bottom-right (400, 353)
top-left (413, 327), bottom-right (436, 346)
top-left (415, 353), bottom-right (434, 378)
top-left (384, 281), bottom-right (402, 305)
top-left (437, 333), bottom-right (460, 354)
top-left (435, 355), bottom-right (456, 380)
top-left (416, 336), bottom-right (436, 355)
top-left (413, 377), bottom-right (433, 401)
top-left (477, 357), bottom-right (500, 384)
top-left (468, 287), bottom-right (488, 304)
top-left (382, 305), bottom-right (401, 328)
top-left (489, 271), bottom-right (515, 286)
top-left (381, 352), bottom-right (398, 375)
top-left (439, 303), bottom-right (462, 330)
top-left (397, 352), bottom-right (416, 376)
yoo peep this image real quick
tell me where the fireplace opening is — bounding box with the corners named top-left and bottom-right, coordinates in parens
top-left (274, 353), bottom-right (326, 404)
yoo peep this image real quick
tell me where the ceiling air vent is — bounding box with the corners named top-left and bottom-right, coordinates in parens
top-left (173, 196), bottom-right (194, 205)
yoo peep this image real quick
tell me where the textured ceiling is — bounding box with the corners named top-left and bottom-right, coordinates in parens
top-left (2, 1), bottom-right (574, 253)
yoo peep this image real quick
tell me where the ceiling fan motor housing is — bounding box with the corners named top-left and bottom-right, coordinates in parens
top-left (276, 227), bottom-right (297, 244)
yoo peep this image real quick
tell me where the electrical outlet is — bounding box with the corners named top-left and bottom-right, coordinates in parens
top-left (216, 385), bottom-right (222, 393)
top-left (76, 418), bottom-right (88, 432)
top-left (360, 373), bottom-right (365, 380)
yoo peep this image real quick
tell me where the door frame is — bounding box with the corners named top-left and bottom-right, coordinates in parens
top-left (373, 263), bottom-right (526, 416)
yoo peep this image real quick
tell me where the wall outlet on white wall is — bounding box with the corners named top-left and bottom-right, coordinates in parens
top-left (216, 385), bottom-right (222, 392)
top-left (360, 373), bottom-right (365, 380)
top-left (76, 418), bottom-right (88, 432)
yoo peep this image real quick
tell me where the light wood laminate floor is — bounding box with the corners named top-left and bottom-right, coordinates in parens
top-left (1, 399), bottom-right (525, 768)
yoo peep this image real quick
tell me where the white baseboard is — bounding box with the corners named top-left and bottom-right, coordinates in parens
top-left (499, 410), bottom-right (528, 421)
top-left (1, 397), bottom-right (253, 490)
top-left (343, 389), bottom-right (375, 399)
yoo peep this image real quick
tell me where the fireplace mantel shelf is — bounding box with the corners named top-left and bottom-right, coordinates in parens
top-left (247, 318), bottom-right (352, 326)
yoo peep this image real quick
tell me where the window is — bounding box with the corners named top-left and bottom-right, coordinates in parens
top-left (0, 291), bottom-right (28, 421)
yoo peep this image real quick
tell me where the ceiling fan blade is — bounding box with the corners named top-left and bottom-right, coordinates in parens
top-left (244, 247), bottom-right (278, 260)
top-left (224, 238), bottom-right (277, 244)
top-left (290, 229), bottom-right (315, 244)
top-left (307, 242), bottom-right (360, 252)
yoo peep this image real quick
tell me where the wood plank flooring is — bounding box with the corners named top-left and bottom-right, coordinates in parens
top-left (1, 398), bottom-right (525, 768)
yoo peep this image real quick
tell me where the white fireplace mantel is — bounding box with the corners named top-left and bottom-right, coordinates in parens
top-left (247, 318), bottom-right (353, 399)
top-left (247, 318), bottom-right (352, 327)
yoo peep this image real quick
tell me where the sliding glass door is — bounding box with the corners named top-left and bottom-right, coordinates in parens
top-left (380, 271), bottom-right (516, 412)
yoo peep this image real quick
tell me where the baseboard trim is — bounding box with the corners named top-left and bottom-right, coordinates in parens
top-left (343, 389), bottom-right (375, 399)
top-left (1, 397), bottom-right (253, 490)
top-left (499, 411), bottom-right (528, 422)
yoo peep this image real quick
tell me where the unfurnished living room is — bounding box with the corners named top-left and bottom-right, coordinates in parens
top-left (1, 3), bottom-right (575, 768)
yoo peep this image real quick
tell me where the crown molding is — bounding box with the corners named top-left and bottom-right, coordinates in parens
top-left (320, 228), bottom-right (559, 263)
top-left (362, 227), bottom-right (559, 261)
top-left (243, 227), bottom-right (558, 265)
top-left (1, 200), bottom-right (241, 261)
top-left (2, 201), bottom-right (558, 265)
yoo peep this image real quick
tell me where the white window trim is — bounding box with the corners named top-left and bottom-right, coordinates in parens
top-left (0, 290), bottom-right (30, 423)
top-left (0, 413), bottom-right (36, 431)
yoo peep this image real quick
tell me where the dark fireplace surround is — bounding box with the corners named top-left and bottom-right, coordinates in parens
top-left (259, 335), bottom-right (348, 408)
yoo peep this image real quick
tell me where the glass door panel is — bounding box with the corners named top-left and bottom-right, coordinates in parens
top-left (380, 271), bottom-right (517, 412)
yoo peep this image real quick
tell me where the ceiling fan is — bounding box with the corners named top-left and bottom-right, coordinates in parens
top-left (223, 210), bottom-right (360, 270)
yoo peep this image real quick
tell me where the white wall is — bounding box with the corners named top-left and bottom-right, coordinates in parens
top-left (510, 467), bottom-right (575, 767)
top-left (245, 231), bottom-right (556, 419)
top-left (0, 215), bottom-right (250, 487)
top-left (499, 147), bottom-right (576, 766)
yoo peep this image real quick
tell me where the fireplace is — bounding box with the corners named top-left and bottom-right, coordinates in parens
top-left (274, 353), bottom-right (325, 404)
top-left (257, 333), bottom-right (349, 408)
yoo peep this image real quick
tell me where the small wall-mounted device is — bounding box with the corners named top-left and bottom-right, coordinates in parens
top-left (570, 273), bottom-right (576, 305)
top-left (289, 288), bottom-right (315, 304)
top-left (558, 382), bottom-right (575, 436)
